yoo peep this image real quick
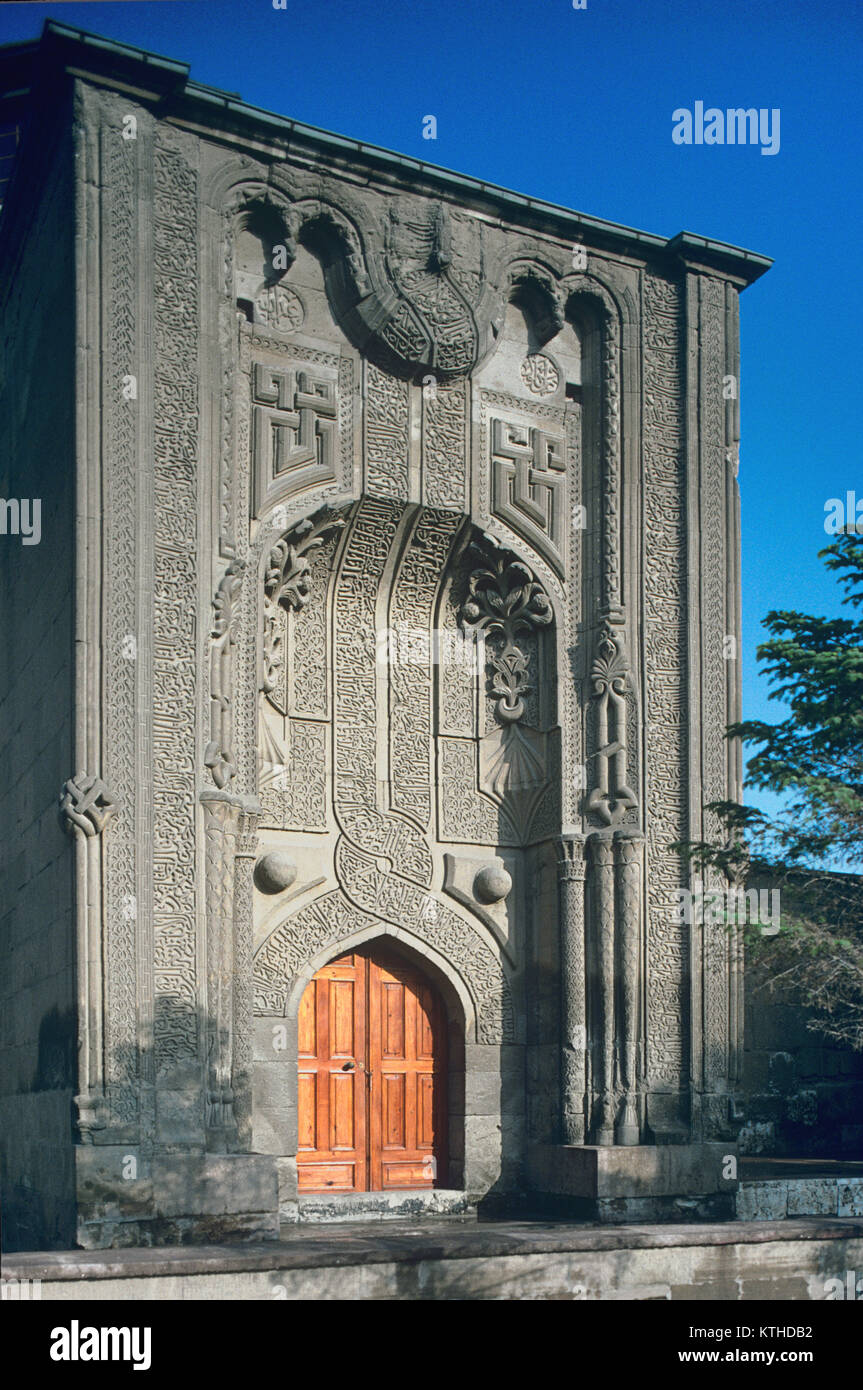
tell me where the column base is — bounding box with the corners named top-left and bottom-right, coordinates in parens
top-left (526, 1143), bottom-right (738, 1224)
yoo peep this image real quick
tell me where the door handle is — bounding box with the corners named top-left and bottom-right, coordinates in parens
top-left (341, 1061), bottom-right (355, 1071)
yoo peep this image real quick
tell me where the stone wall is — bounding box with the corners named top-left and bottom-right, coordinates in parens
top-left (741, 986), bottom-right (863, 1159)
top-left (0, 93), bottom-right (77, 1251)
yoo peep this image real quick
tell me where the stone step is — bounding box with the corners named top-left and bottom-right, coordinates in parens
top-left (295, 1189), bottom-right (471, 1222)
top-left (6, 1216), bottom-right (863, 1300)
top-left (736, 1177), bottom-right (863, 1221)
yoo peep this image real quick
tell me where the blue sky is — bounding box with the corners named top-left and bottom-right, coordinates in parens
top-left (4, 0), bottom-right (861, 819)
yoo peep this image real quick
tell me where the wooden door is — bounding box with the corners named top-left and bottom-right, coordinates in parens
top-left (297, 945), bottom-right (448, 1193)
top-left (368, 954), bottom-right (448, 1189)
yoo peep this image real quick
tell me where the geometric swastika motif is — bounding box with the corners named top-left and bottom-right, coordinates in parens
top-left (491, 417), bottom-right (566, 576)
top-left (252, 363), bottom-right (337, 517)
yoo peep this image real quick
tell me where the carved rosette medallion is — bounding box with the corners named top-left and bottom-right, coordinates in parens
top-left (520, 353), bottom-right (560, 396)
top-left (254, 284), bottom-right (304, 332)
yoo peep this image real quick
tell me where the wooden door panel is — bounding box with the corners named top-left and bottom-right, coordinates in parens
top-left (417, 1072), bottom-right (434, 1148)
top-left (329, 978), bottom-right (356, 1058)
top-left (382, 1072), bottom-right (406, 1147)
top-left (416, 985), bottom-right (435, 1058)
top-left (306, 1162), bottom-right (358, 1191)
top-left (382, 982), bottom-right (405, 1058)
top-left (329, 1070), bottom-right (357, 1149)
top-left (297, 1071), bottom-right (317, 1150)
top-left (381, 1159), bottom-right (430, 1188)
top-left (297, 983), bottom-right (317, 1055)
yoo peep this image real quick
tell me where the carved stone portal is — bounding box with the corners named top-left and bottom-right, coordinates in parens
top-left (0, 30), bottom-right (764, 1248)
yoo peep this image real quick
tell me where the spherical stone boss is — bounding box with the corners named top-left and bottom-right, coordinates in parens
top-left (474, 863), bottom-right (512, 904)
top-left (254, 851), bottom-right (298, 894)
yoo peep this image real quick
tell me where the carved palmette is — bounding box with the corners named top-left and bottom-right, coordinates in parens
top-left (587, 614), bottom-right (637, 826)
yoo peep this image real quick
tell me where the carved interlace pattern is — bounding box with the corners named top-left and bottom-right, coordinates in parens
top-left (151, 139), bottom-right (200, 1073)
top-left (423, 377), bottom-right (467, 510)
top-left (60, 773), bottom-right (118, 836)
top-left (643, 272), bottom-right (688, 1089)
top-left (101, 127), bottom-right (139, 1121)
top-left (365, 362), bottom-right (409, 498)
top-left (253, 495), bottom-right (515, 1039)
top-left (254, 889), bottom-right (514, 1044)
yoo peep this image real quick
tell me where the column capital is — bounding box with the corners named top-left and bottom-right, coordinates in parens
top-left (588, 830), bottom-right (615, 866)
top-left (556, 834), bottom-right (586, 881)
top-left (613, 828), bottom-right (645, 863)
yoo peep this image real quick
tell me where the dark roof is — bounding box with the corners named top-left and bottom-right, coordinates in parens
top-left (0, 20), bottom-right (771, 285)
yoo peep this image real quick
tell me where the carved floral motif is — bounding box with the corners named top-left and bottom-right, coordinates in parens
top-left (262, 512), bottom-right (346, 698)
top-left (461, 540), bottom-right (553, 724)
top-left (205, 559), bottom-right (246, 789)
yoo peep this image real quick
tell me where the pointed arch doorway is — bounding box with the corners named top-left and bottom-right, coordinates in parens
top-left (297, 942), bottom-right (449, 1194)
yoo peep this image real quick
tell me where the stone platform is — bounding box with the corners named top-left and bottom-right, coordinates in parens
top-left (5, 1215), bottom-right (863, 1300)
top-left (737, 1158), bottom-right (863, 1222)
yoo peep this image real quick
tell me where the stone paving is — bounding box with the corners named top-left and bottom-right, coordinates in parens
top-left (5, 1214), bottom-right (863, 1300)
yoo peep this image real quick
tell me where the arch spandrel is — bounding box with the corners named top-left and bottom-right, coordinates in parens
top-left (253, 890), bottom-right (504, 1043)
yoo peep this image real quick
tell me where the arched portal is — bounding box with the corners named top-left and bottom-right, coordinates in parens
top-left (297, 940), bottom-right (450, 1193)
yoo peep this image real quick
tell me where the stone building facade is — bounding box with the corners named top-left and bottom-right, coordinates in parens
top-left (0, 23), bottom-right (771, 1250)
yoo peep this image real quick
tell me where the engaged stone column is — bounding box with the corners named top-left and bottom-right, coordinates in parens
top-left (60, 771), bottom-right (119, 1141)
top-left (615, 830), bottom-right (643, 1145)
top-left (232, 798), bottom-right (261, 1150)
top-left (590, 833), bottom-right (616, 1146)
top-left (200, 789), bottom-right (241, 1151)
top-left (557, 835), bottom-right (587, 1144)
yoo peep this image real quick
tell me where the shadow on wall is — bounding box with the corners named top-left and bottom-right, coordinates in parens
top-left (741, 985), bottom-right (863, 1159)
top-left (2, 980), bottom-right (537, 1253)
top-left (1, 1006), bottom-right (77, 1252)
